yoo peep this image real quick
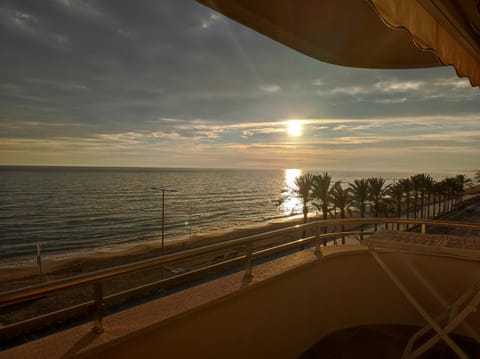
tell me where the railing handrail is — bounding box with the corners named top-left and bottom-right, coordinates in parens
top-left (1, 218), bottom-right (480, 307)
top-left (316, 217), bottom-right (480, 229)
top-left (0, 222), bottom-right (308, 305)
top-left (1, 217), bottom-right (480, 338)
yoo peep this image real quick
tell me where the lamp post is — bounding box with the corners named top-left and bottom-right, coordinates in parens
top-left (151, 187), bottom-right (177, 254)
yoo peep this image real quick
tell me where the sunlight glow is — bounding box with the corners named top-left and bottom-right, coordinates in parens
top-left (281, 168), bottom-right (302, 216)
top-left (286, 120), bottom-right (303, 137)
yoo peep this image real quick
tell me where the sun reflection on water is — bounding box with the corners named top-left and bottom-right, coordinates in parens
top-left (281, 169), bottom-right (302, 216)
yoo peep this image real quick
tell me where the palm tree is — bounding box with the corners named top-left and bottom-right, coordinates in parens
top-left (312, 172), bottom-right (333, 245)
top-left (410, 174), bottom-right (423, 219)
top-left (380, 199), bottom-right (394, 230)
top-left (330, 181), bottom-right (352, 244)
top-left (349, 178), bottom-right (369, 240)
top-left (439, 179), bottom-right (451, 215)
top-left (415, 173), bottom-right (433, 219)
top-left (399, 178), bottom-right (412, 220)
top-left (312, 172), bottom-right (332, 222)
top-left (367, 177), bottom-right (388, 231)
top-left (455, 174), bottom-right (472, 204)
top-left (398, 177), bottom-right (412, 229)
top-left (293, 173), bottom-right (314, 224)
top-left (431, 181), bottom-right (443, 218)
top-left (443, 177), bottom-right (457, 212)
top-left (388, 182), bottom-right (404, 229)
top-left (423, 176), bottom-right (435, 219)
top-left (439, 178), bottom-right (450, 213)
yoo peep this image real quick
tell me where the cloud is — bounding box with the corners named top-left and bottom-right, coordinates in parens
top-left (259, 85), bottom-right (281, 93)
top-left (24, 78), bottom-right (88, 91)
top-left (0, 8), bottom-right (38, 34)
top-left (433, 77), bottom-right (471, 89)
top-left (0, 7), bottom-right (71, 49)
top-left (313, 125), bottom-right (329, 130)
top-left (0, 1), bottom-right (479, 171)
top-left (311, 79), bottom-right (325, 86)
top-left (328, 86), bottom-right (364, 95)
top-left (54, 0), bottom-right (104, 18)
top-left (201, 13), bottom-right (221, 28)
top-left (116, 28), bottom-right (132, 38)
top-left (373, 97), bottom-right (407, 104)
top-left (375, 80), bottom-right (425, 92)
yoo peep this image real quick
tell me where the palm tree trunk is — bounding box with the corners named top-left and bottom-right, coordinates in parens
top-left (427, 194), bottom-right (431, 218)
top-left (360, 206), bottom-right (365, 241)
top-left (397, 203), bottom-right (401, 230)
top-left (413, 194), bottom-right (418, 219)
top-left (420, 194), bottom-right (424, 219)
top-left (340, 209), bottom-right (346, 244)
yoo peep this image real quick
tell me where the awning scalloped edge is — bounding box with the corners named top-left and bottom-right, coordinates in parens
top-left (369, 0), bottom-right (480, 87)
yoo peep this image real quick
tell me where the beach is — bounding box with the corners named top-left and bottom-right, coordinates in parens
top-left (1, 180), bottom-right (479, 331)
top-left (0, 216), bottom-right (307, 292)
top-left (0, 216), bottom-right (316, 328)
top-left (0, 166), bottom-right (462, 264)
top-left (2, 183), bottom-right (480, 292)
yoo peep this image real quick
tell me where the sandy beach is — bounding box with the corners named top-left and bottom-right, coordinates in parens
top-left (1, 185), bottom-right (479, 329)
top-left (0, 216), bottom-right (309, 292)
top-left (2, 184), bottom-right (480, 292)
top-left (0, 216), bottom-right (319, 328)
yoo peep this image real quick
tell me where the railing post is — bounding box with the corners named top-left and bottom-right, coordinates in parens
top-left (92, 281), bottom-right (105, 334)
top-left (322, 225), bottom-right (328, 246)
top-left (314, 223), bottom-right (322, 257)
top-left (36, 241), bottom-right (42, 275)
top-left (421, 223), bottom-right (427, 235)
top-left (243, 243), bottom-right (253, 281)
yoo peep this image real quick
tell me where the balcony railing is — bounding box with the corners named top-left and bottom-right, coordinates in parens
top-left (1, 218), bottom-right (480, 342)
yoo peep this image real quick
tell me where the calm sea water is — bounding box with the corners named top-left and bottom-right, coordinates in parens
top-left (0, 166), bottom-right (458, 265)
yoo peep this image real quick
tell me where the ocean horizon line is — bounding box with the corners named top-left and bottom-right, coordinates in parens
top-left (0, 164), bottom-right (472, 175)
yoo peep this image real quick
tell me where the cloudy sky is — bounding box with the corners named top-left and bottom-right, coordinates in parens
top-left (1, 0), bottom-right (479, 172)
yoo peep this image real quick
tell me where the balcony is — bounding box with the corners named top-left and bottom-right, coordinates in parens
top-left (1, 219), bottom-right (480, 358)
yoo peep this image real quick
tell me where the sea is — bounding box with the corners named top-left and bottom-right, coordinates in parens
top-left (0, 166), bottom-right (461, 266)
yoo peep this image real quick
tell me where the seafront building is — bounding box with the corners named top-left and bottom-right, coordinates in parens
top-left (1, 1), bottom-right (480, 358)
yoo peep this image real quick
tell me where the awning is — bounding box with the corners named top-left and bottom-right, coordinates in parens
top-left (197, 0), bottom-right (480, 87)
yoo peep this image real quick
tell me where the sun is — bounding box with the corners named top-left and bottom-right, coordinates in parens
top-left (287, 120), bottom-right (303, 137)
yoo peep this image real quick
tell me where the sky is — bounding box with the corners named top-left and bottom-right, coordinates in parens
top-left (1, 0), bottom-right (479, 173)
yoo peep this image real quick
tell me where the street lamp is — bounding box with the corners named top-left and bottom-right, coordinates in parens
top-left (151, 187), bottom-right (177, 254)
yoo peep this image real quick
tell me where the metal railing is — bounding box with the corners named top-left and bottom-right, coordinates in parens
top-left (1, 218), bottom-right (480, 340)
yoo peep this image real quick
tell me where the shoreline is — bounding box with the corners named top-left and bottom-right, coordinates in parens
top-left (1, 185), bottom-right (479, 292)
top-left (0, 192), bottom-right (479, 328)
top-left (0, 212), bottom-right (304, 269)
top-left (0, 213), bottom-right (304, 267)
top-left (0, 216), bottom-right (308, 291)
